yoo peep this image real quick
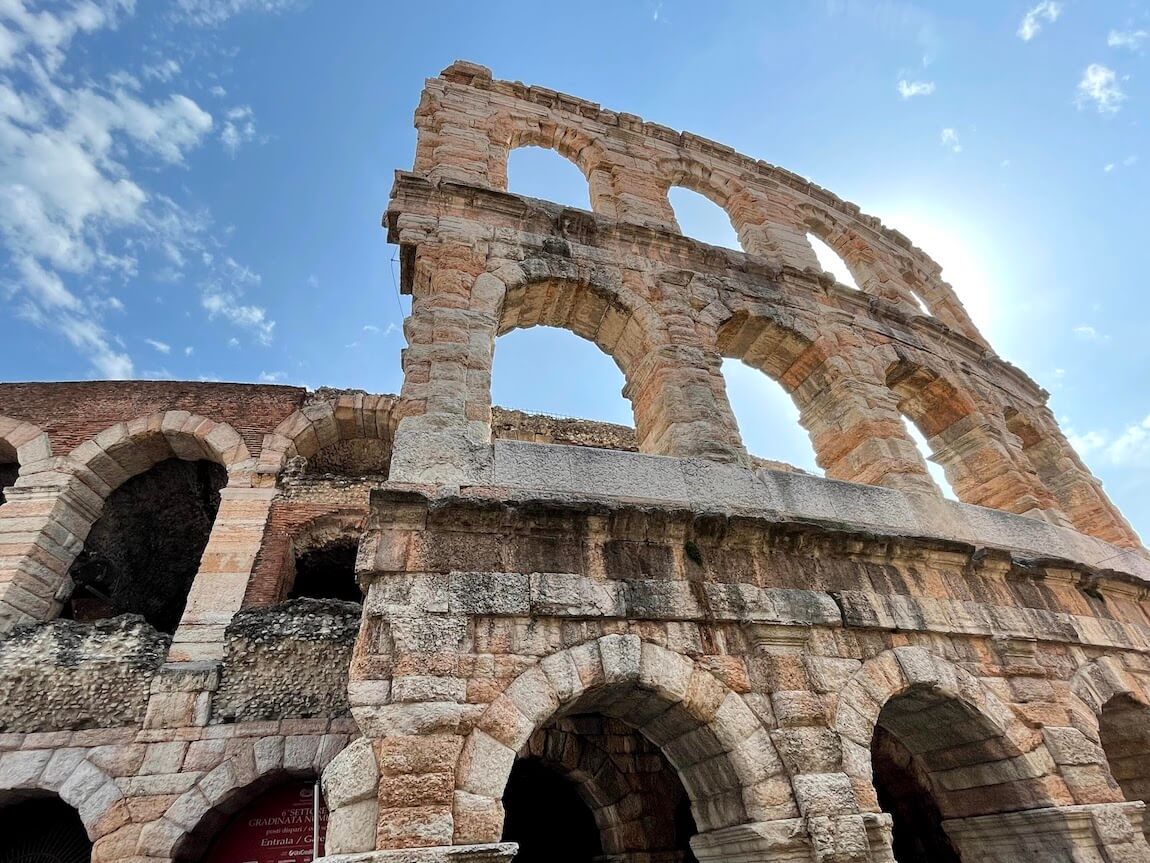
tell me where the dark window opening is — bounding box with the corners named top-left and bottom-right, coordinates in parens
top-left (502, 758), bottom-right (602, 863)
top-left (0, 796), bottom-right (91, 863)
top-left (0, 461), bottom-right (17, 505)
top-left (289, 540), bottom-right (362, 603)
top-left (64, 458), bottom-right (227, 633)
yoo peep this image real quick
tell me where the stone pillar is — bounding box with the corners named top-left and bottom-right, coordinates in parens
top-left (943, 802), bottom-right (1150, 862)
top-left (625, 345), bottom-right (746, 463)
top-left (166, 484), bottom-right (277, 663)
top-left (389, 243), bottom-right (496, 486)
top-left (786, 357), bottom-right (938, 496)
top-left (315, 845), bottom-right (517, 863)
top-left (745, 624), bottom-right (895, 863)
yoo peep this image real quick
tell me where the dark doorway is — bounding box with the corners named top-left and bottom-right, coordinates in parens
top-left (64, 458), bottom-right (227, 633)
top-left (502, 758), bottom-right (602, 863)
top-left (0, 796), bottom-right (91, 863)
top-left (289, 540), bottom-right (362, 603)
top-left (871, 725), bottom-right (960, 863)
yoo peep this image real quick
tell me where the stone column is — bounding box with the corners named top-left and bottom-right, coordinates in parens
top-left (389, 243), bottom-right (496, 486)
top-left (787, 358), bottom-right (938, 496)
top-left (745, 624), bottom-right (896, 863)
top-left (166, 484), bottom-right (277, 663)
top-left (625, 345), bottom-right (746, 463)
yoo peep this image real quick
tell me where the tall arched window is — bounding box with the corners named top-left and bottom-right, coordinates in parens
top-left (507, 146), bottom-right (591, 210)
top-left (807, 234), bottom-right (858, 289)
top-left (901, 416), bottom-right (958, 500)
top-left (0, 795), bottom-right (91, 863)
top-left (668, 186), bottom-right (741, 250)
top-left (492, 325), bottom-right (633, 428)
top-left (721, 358), bottom-right (820, 474)
top-left (64, 458), bottom-right (227, 632)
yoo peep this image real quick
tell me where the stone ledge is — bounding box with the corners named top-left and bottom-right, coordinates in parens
top-left (389, 439), bottom-right (1147, 581)
top-left (316, 843), bottom-right (517, 863)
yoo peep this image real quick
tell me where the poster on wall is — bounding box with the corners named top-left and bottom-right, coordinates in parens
top-left (204, 780), bottom-right (328, 863)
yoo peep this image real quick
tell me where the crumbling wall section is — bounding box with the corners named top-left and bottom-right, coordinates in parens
top-left (0, 616), bottom-right (167, 731)
top-left (213, 598), bottom-right (360, 723)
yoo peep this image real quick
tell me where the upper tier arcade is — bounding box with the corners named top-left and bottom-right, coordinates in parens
top-left (385, 60), bottom-right (1141, 550)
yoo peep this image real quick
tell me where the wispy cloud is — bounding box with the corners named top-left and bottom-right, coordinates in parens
top-left (1018, 1), bottom-right (1062, 41)
top-left (940, 127), bottom-right (961, 153)
top-left (145, 338), bottom-right (172, 354)
top-left (897, 79), bottom-right (935, 99)
top-left (1076, 64), bottom-right (1126, 113)
top-left (1072, 324), bottom-right (1109, 341)
top-left (220, 104), bottom-right (257, 155)
top-left (200, 257), bottom-right (275, 344)
top-left (1108, 29), bottom-right (1148, 51)
top-left (175, 0), bottom-right (302, 27)
top-left (258, 370), bottom-right (286, 383)
top-left (1104, 155), bottom-right (1138, 173)
top-left (1069, 414), bottom-right (1150, 468)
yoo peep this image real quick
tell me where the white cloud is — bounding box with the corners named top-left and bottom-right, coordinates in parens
top-left (897, 79), bottom-right (935, 99)
top-left (200, 257), bottom-right (275, 344)
top-left (1069, 415), bottom-right (1150, 468)
top-left (145, 337), bottom-right (171, 353)
top-left (0, 0), bottom-right (134, 71)
top-left (220, 104), bottom-right (256, 155)
top-left (1108, 29), bottom-right (1148, 50)
top-left (1072, 324), bottom-right (1109, 341)
top-left (940, 127), bottom-right (961, 153)
top-left (184, 345), bottom-right (194, 356)
top-left (1076, 64), bottom-right (1126, 114)
top-left (362, 323), bottom-right (380, 333)
top-left (258, 370), bottom-right (286, 383)
top-left (1018, 1), bottom-right (1062, 41)
top-left (143, 58), bottom-right (181, 83)
top-left (175, 0), bottom-right (300, 27)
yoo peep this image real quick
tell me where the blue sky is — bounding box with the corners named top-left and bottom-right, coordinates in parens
top-left (2, 1), bottom-right (1149, 538)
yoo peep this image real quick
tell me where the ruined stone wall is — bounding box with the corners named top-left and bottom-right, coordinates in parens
top-left (0, 61), bottom-right (1147, 863)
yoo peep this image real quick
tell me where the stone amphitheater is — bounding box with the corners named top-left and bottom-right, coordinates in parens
top-left (0, 61), bottom-right (1148, 863)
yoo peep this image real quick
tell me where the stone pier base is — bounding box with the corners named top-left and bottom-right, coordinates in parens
top-left (944, 802), bottom-right (1150, 862)
top-left (316, 844), bottom-right (518, 863)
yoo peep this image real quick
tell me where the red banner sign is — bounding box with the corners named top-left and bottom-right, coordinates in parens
top-left (205, 780), bottom-right (328, 863)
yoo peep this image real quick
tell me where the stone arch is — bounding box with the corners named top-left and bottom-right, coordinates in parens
top-left (885, 356), bottom-right (1057, 514)
top-left (717, 311), bottom-right (936, 492)
top-left (160, 735), bottom-right (347, 862)
top-left (453, 635), bottom-right (793, 850)
top-left (487, 113), bottom-right (617, 218)
top-left (1004, 406), bottom-right (1140, 546)
top-left (0, 747), bottom-right (121, 839)
top-left (282, 511), bottom-right (367, 603)
top-left (0, 412), bottom-right (252, 631)
top-left (658, 158), bottom-right (773, 256)
top-left (835, 646), bottom-right (1064, 820)
top-left (259, 394), bottom-right (397, 477)
top-left (496, 264), bottom-right (743, 461)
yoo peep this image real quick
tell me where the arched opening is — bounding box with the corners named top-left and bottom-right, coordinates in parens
top-left (807, 233), bottom-right (859, 289)
top-left (0, 794), bottom-right (91, 863)
top-left (503, 758), bottom-right (602, 863)
top-left (900, 416), bottom-right (957, 499)
top-left (492, 325), bottom-right (633, 428)
top-left (721, 357), bottom-right (820, 474)
top-left (289, 538), bottom-right (361, 603)
top-left (507, 145), bottom-right (591, 210)
top-left (668, 186), bottom-right (741, 250)
top-left (503, 715), bottom-right (700, 863)
top-left (63, 457), bottom-right (227, 633)
top-left (174, 775), bottom-right (328, 863)
top-left (1099, 694), bottom-right (1150, 840)
top-left (0, 441), bottom-right (17, 505)
top-left (871, 685), bottom-right (1039, 862)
